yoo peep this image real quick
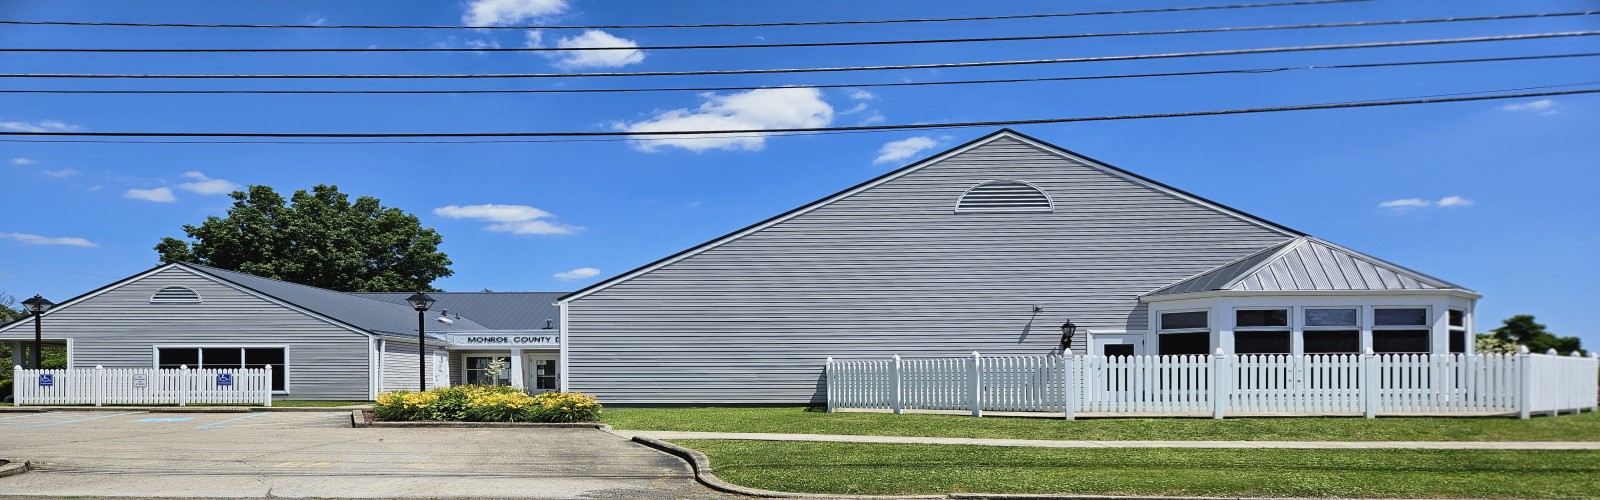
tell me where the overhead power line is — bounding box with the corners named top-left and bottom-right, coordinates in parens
top-left (2, 87), bottom-right (1594, 139)
top-left (5, 52), bottom-right (1594, 95)
top-left (8, 12), bottom-right (1593, 53)
top-left (7, 31), bottom-right (1596, 79)
top-left (0, 0), bottom-right (1369, 30)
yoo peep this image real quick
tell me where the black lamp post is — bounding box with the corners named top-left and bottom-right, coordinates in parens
top-left (21, 295), bottom-right (54, 369)
top-left (1059, 320), bottom-right (1078, 353)
top-left (404, 292), bottom-right (437, 392)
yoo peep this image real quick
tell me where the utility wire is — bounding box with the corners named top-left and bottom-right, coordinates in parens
top-left (7, 31), bottom-right (1597, 79)
top-left (4, 52), bottom-right (1594, 95)
top-left (2, 87), bottom-right (1594, 139)
top-left (3, 83), bottom-right (1592, 145)
top-left (0, 0), bottom-right (1369, 30)
top-left (7, 11), bottom-right (1592, 53)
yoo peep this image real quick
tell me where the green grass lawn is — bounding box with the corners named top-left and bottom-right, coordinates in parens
top-left (606, 407), bottom-right (1600, 441)
top-left (678, 439), bottom-right (1600, 498)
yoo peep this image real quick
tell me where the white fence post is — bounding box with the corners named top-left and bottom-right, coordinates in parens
top-left (179, 365), bottom-right (190, 407)
top-left (1361, 349), bottom-right (1378, 418)
top-left (1063, 349), bottom-right (1076, 420)
top-left (263, 365), bottom-right (274, 407)
top-left (890, 355), bottom-right (903, 415)
top-left (824, 357), bottom-right (835, 413)
top-left (94, 365), bottom-right (105, 407)
top-left (969, 352), bottom-right (982, 417)
top-left (1516, 346), bottom-right (1531, 419)
top-left (1210, 348), bottom-right (1228, 419)
top-left (11, 365), bottom-right (21, 407)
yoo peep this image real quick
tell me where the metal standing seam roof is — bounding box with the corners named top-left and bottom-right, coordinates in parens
top-left (353, 292), bottom-right (563, 331)
top-left (180, 263), bottom-right (494, 336)
top-left (1144, 236), bottom-right (1472, 297)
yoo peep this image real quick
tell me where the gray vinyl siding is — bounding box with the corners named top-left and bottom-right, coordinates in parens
top-left (376, 340), bottom-right (447, 392)
top-left (566, 136), bottom-right (1294, 404)
top-left (0, 267), bottom-right (372, 400)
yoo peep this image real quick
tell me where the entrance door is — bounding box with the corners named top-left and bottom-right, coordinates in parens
top-left (1091, 334), bottom-right (1145, 357)
top-left (523, 353), bottom-right (559, 392)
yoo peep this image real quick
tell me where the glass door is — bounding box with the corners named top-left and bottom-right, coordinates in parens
top-left (527, 356), bottom-right (559, 392)
top-left (464, 356), bottom-right (512, 386)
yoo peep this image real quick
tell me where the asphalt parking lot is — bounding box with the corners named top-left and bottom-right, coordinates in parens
top-left (0, 411), bottom-right (729, 499)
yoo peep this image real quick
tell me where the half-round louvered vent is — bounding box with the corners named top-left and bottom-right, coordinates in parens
top-left (956, 180), bottom-right (1053, 213)
top-left (150, 286), bottom-right (202, 304)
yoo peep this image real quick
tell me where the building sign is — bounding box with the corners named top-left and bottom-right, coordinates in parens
top-left (448, 333), bottom-right (560, 348)
top-left (38, 374), bottom-right (53, 387)
top-left (132, 374), bottom-right (149, 388)
top-left (217, 373), bottom-right (233, 387)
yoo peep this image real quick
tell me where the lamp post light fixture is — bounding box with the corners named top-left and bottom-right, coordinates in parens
top-left (1059, 320), bottom-right (1078, 353)
top-left (21, 295), bottom-right (54, 369)
top-left (404, 292), bottom-right (437, 392)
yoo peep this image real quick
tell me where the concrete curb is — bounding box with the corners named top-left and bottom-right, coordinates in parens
top-left (351, 410), bottom-right (605, 429)
top-left (0, 459), bottom-right (29, 479)
top-left (1, 406), bottom-right (364, 413)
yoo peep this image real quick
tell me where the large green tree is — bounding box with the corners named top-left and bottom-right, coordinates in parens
top-left (156, 184), bottom-right (453, 292)
top-left (1489, 314), bottom-right (1584, 355)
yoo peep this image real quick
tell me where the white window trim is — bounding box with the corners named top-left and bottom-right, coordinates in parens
top-left (953, 180), bottom-right (1055, 214)
top-left (1232, 307), bottom-right (1291, 331)
top-left (149, 285), bottom-right (203, 304)
top-left (1372, 306), bottom-right (1432, 329)
top-left (1158, 308), bottom-right (1210, 333)
top-left (151, 344), bottom-right (290, 395)
top-left (1447, 307), bottom-right (1471, 354)
top-left (1303, 306), bottom-right (1362, 330)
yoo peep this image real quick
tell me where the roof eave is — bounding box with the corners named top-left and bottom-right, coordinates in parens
top-left (1140, 288), bottom-right (1483, 303)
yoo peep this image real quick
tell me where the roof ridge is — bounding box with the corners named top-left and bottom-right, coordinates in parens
top-left (1139, 238), bottom-right (1301, 297)
top-left (1301, 236), bottom-right (1468, 290)
top-left (1215, 236), bottom-right (1312, 291)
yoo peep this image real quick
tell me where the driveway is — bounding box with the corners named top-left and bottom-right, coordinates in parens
top-left (0, 411), bottom-right (731, 499)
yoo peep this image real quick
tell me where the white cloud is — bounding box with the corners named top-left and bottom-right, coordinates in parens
top-left (10, 157), bottom-right (34, 165)
top-left (552, 267), bottom-right (600, 281)
top-left (432, 203), bottom-right (580, 235)
top-left (524, 30), bottom-right (544, 48)
top-left (124, 187), bottom-right (177, 203)
top-left (463, 0), bottom-right (568, 26)
top-left (839, 103), bottom-right (870, 115)
top-left (0, 232), bottom-right (96, 247)
top-left (873, 136), bottom-right (939, 165)
top-left (175, 171), bottom-right (242, 195)
top-left (40, 168), bottom-right (79, 178)
top-left (857, 111), bottom-right (887, 126)
top-left (848, 89), bottom-right (876, 101)
top-left (548, 30), bottom-right (645, 69)
top-left (1500, 99), bottom-right (1558, 116)
top-left (617, 87), bottom-right (834, 152)
top-left (1378, 198), bottom-right (1431, 209)
top-left (0, 119), bottom-right (82, 133)
top-left (1437, 195), bottom-right (1474, 207)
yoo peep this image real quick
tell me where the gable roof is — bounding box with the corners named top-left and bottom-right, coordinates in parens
top-left (560, 128), bottom-right (1305, 302)
top-left (179, 263), bottom-right (493, 335)
top-left (354, 292), bottom-right (562, 330)
top-left (1144, 236), bottom-right (1473, 298)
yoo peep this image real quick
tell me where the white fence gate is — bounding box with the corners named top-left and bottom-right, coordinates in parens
top-left (13, 365), bottom-right (273, 407)
top-left (826, 349), bottom-right (1598, 419)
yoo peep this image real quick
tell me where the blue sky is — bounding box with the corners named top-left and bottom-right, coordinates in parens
top-left (1, 0), bottom-right (1597, 346)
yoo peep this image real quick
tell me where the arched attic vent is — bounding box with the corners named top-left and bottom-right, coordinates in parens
top-left (150, 286), bottom-right (202, 304)
top-left (955, 180), bottom-right (1054, 213)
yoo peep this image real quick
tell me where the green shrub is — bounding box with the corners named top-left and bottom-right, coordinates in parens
top-left (531, 391), bottom-right (603, 422)
top-left (0, 378), bottom-right (12, 400)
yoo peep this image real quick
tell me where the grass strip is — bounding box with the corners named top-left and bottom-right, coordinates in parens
top-left (606, 407), bottom-right (1600, 441)
top-left (676, 439), bottom-right (1600, 498)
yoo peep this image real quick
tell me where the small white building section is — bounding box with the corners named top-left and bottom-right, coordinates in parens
top-left (1134, 236), bottom-right (1477, 357)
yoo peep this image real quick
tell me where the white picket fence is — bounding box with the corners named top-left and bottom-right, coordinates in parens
top-left (827, 349), bottom-right (1598, 419)
top-left (12, 365), bottom-right (273, 407)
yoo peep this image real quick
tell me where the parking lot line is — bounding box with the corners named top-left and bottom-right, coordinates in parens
top-left (195, 412), bottom-right (269, 429)
top-left (0, 411), bottom-right (146, 429)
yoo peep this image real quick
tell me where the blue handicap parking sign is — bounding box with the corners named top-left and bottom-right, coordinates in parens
top-left (38, 374), bottom-right (53, 387)
top-left (216, 373), bottom-right (233, 387)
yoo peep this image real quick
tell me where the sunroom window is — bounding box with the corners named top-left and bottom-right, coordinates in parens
top-left (1448, 309), bottom-right (1468, 354)
top-left (1158, 311), bottom-right (1210, 356)
top-left (1234, 309), bottom-right (1290, 355)
top-left (1374, 307), bottom-right (1430, 354)
top-left (1304, 307), bottom-right (1360, 354)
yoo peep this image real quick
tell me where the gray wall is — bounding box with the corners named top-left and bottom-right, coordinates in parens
top-left (565, 136), bottom-right (1294, 404)
top-left (377, 340), bottom-right (448, 392)
top-left (1, 266), bottom-right (373, 400)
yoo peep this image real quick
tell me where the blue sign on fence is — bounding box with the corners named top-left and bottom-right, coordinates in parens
top-left (38, 374), bottom-right (53, 387)
top-left (216, 373), bottom-right (233, 387)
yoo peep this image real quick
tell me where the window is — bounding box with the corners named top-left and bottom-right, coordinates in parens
top-left (1158, 311), bottom-right (1210, 355)
top-left (1374, 307), bottom-right (1430, 354)
top-left (1448, 309), bottom-right (1468, 354)
top-left (150, 286), bottom-right (201, 304)
top-left (465, 356), bottom-right (512, 386)
top-left (1234, 309), bottom-right (1290, 355)
top-left (1304, 308), bottom-right (1360, 354)
top-left (955, 180), bottom-right (1053, 213)
top-left (155, 346), bottom-right (287, 391)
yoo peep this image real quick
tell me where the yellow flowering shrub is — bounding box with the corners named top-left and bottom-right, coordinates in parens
top-left (373, 386), bottom-right (602, 422)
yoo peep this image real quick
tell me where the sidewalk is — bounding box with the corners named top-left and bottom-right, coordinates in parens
top-left (615, 430), bottom-right (1600, 450)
